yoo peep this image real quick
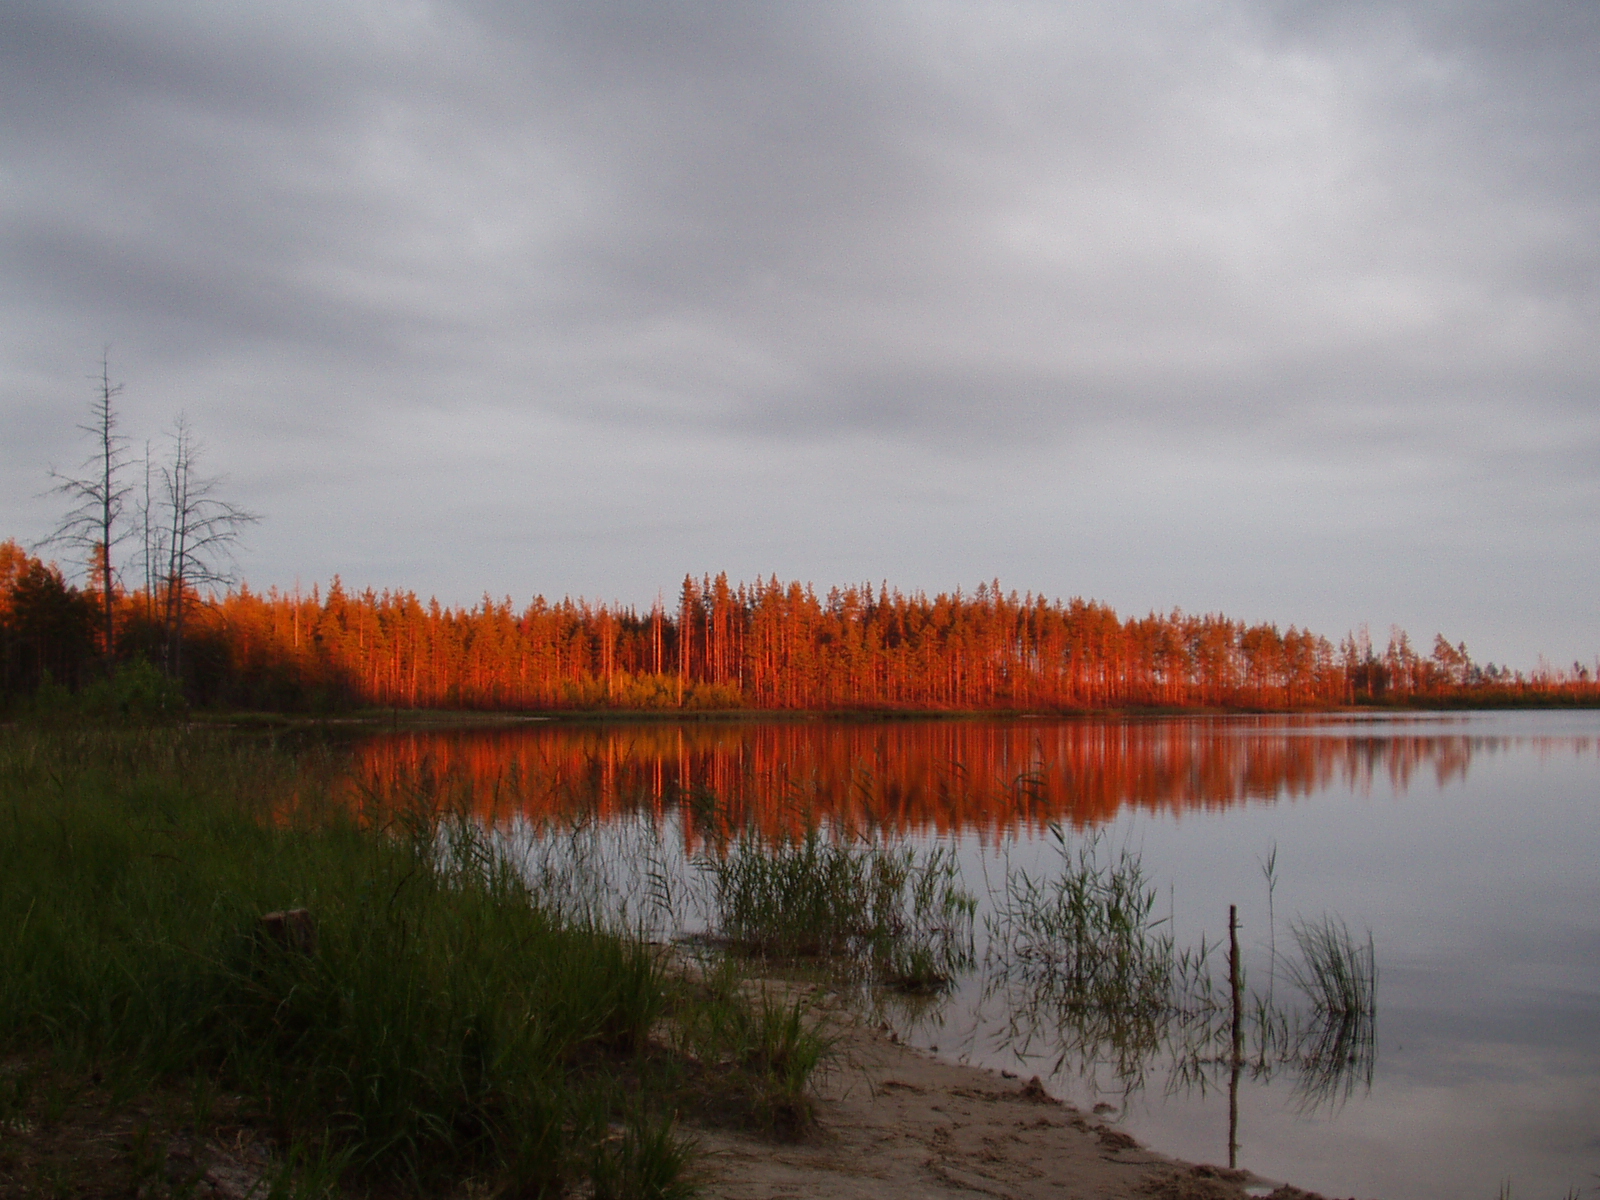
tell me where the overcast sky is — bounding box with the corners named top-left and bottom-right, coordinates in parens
top-left (3, 0), bottom-right (1596, 670)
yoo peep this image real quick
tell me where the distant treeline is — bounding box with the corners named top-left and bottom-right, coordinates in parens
top-left (2, 541), bottom-right (1595, 711)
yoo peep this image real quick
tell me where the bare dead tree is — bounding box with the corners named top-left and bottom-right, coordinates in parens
top-left (157, 415), bottom-right (260, 680)
top-left (137, 440), bottom-right (162, 630)
top-left (42, 354), bottom-right (133, 668)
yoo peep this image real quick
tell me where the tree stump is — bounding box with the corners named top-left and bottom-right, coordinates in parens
top-left (259, 908), bottom-right (317, 955)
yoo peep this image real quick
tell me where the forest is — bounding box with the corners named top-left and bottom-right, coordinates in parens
top-left (3, 540), bottom-right (1594, 713)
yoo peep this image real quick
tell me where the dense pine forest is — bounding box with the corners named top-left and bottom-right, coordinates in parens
top-left (2, 539), bottom-right (1594, 712)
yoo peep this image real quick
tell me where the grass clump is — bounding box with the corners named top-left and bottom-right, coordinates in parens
top-left (668, 959), bottom-right (833, 1137)
top-left (0, 726), bottom-right (818, 1197)
top-left (698, 830), bottom-right (975, 991)
top-left (980, 828), bottom-right (1181, 1087)
top-left (986, 828), bottom-right (1175, 1017)
top-left (980, 829), bottom-right (1382, 1112)
top-left (1280, 915), bottom-right (1378, 1108)
top-left (1285, 916), bottom-right (1377, 1020)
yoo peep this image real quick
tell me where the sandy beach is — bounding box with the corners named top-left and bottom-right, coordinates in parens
top-left (695, 991), bottom-right (1349, 1200)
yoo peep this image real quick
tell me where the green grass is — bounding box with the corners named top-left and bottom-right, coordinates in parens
top-left (1280, 915), bottom-right (1378, 1110)
top-left (979, 828), bottom-right (1382, 1110)
top-left (0, 726), bottom-right (828, 1197)
top-left (980, 828), bottom-right (1180, 1089)
top-left (986, 828), bottom-right (1175, 1017)
top-left (667, 957), bottom-right (834, 1137)
top-left (1285, 915), bottom-right (1377, 1020)
top-left (697, 830), bottom-right (976, 990)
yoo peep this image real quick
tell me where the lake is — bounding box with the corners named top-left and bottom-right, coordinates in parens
top-left (334, 712), bottom-right (1600, 1200)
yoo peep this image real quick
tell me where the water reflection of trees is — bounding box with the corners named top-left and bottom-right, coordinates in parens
top-left (340, 719), bottom-right (1512, 843)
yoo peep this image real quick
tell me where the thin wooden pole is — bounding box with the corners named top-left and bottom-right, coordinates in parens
top-left (1229, 904), bottom-right (1242, 1169)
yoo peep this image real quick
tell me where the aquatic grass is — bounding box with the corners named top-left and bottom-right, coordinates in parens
top-left (0, 737), bottom-right (667, 1190)
top-left (1285, 916), bottom-right (1377, 1020)
top-left (985, 827), bottom-right (1175, 1017)
top-left (264, 1138), bottom-right (359, 1200)
top-left (978, 829), bottom-right (1382, 1115)
top-left (980, 828), bottom-right (1182, 1090)
top-left (509, 805), bottom-right (695, 936)
top-left (749, 991), bottom-right (831, 1098)
top-left (1282, 915), bottom-right (1378, 1111)
top-left (587, 1106), bottom-right (700, 1200)
top-left (1157, 912), bottom-right (1378, 1113)
top-left (1258, 841), bottom-right (1279, 1007)
top-left (1492, 1185), bottom-right (1584, 1200)
top-left (697, 829), bottom-right (976, 989)
top-left (204, 842), bottom-right (674, 1183)
top-left (739, 990), bottom-right (833, 1133)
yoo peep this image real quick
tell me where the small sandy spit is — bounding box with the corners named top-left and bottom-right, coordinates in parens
top-left (694, 991), bottom-right (1358, 1200)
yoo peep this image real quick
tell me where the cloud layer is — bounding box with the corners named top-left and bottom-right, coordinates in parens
top-left (3, 0), bottom-right (1596, 667)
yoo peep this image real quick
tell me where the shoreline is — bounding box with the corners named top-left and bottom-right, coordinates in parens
top-left (697, 986), bottom-right (1347, 1200)
top-left (187, 699), bottom-right (1600, 732)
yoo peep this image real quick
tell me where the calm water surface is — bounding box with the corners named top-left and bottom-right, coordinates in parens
top-left (341, 713), bottom-right (1600, 1200)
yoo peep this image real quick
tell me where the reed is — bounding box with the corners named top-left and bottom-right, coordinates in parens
top-left (986, 828), bottom-right (1175, 1016)
top-left (979, 831), bottom-right (1382, 1114)
top-left (697, 830), bottom-right (975, 990)
top-left (1285, 916), bottom-right (1377, 1021)
top-left (979, 828), bottom-right (1183, 1090)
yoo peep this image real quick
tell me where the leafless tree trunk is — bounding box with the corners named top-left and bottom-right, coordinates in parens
top-left (157, 415), bottom-right (259, 680)
top-left (138, 440), bottom-right (164, 632)
top-left (43, 354), bottom-right (131, 670)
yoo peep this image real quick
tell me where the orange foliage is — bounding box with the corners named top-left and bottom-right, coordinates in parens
top-left (194, 575), bottom-right (1363, 710)
top-left (184, 574), bottom-right (1595, 711)
top-left (5, 549), bottom-right (1592, 711)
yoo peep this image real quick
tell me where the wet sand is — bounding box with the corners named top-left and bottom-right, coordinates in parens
top-left (695, 992), bottom-right (1352, 1200)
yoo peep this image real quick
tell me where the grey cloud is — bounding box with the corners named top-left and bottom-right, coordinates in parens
top-left (0, 0), bottom-right (1596, 665)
